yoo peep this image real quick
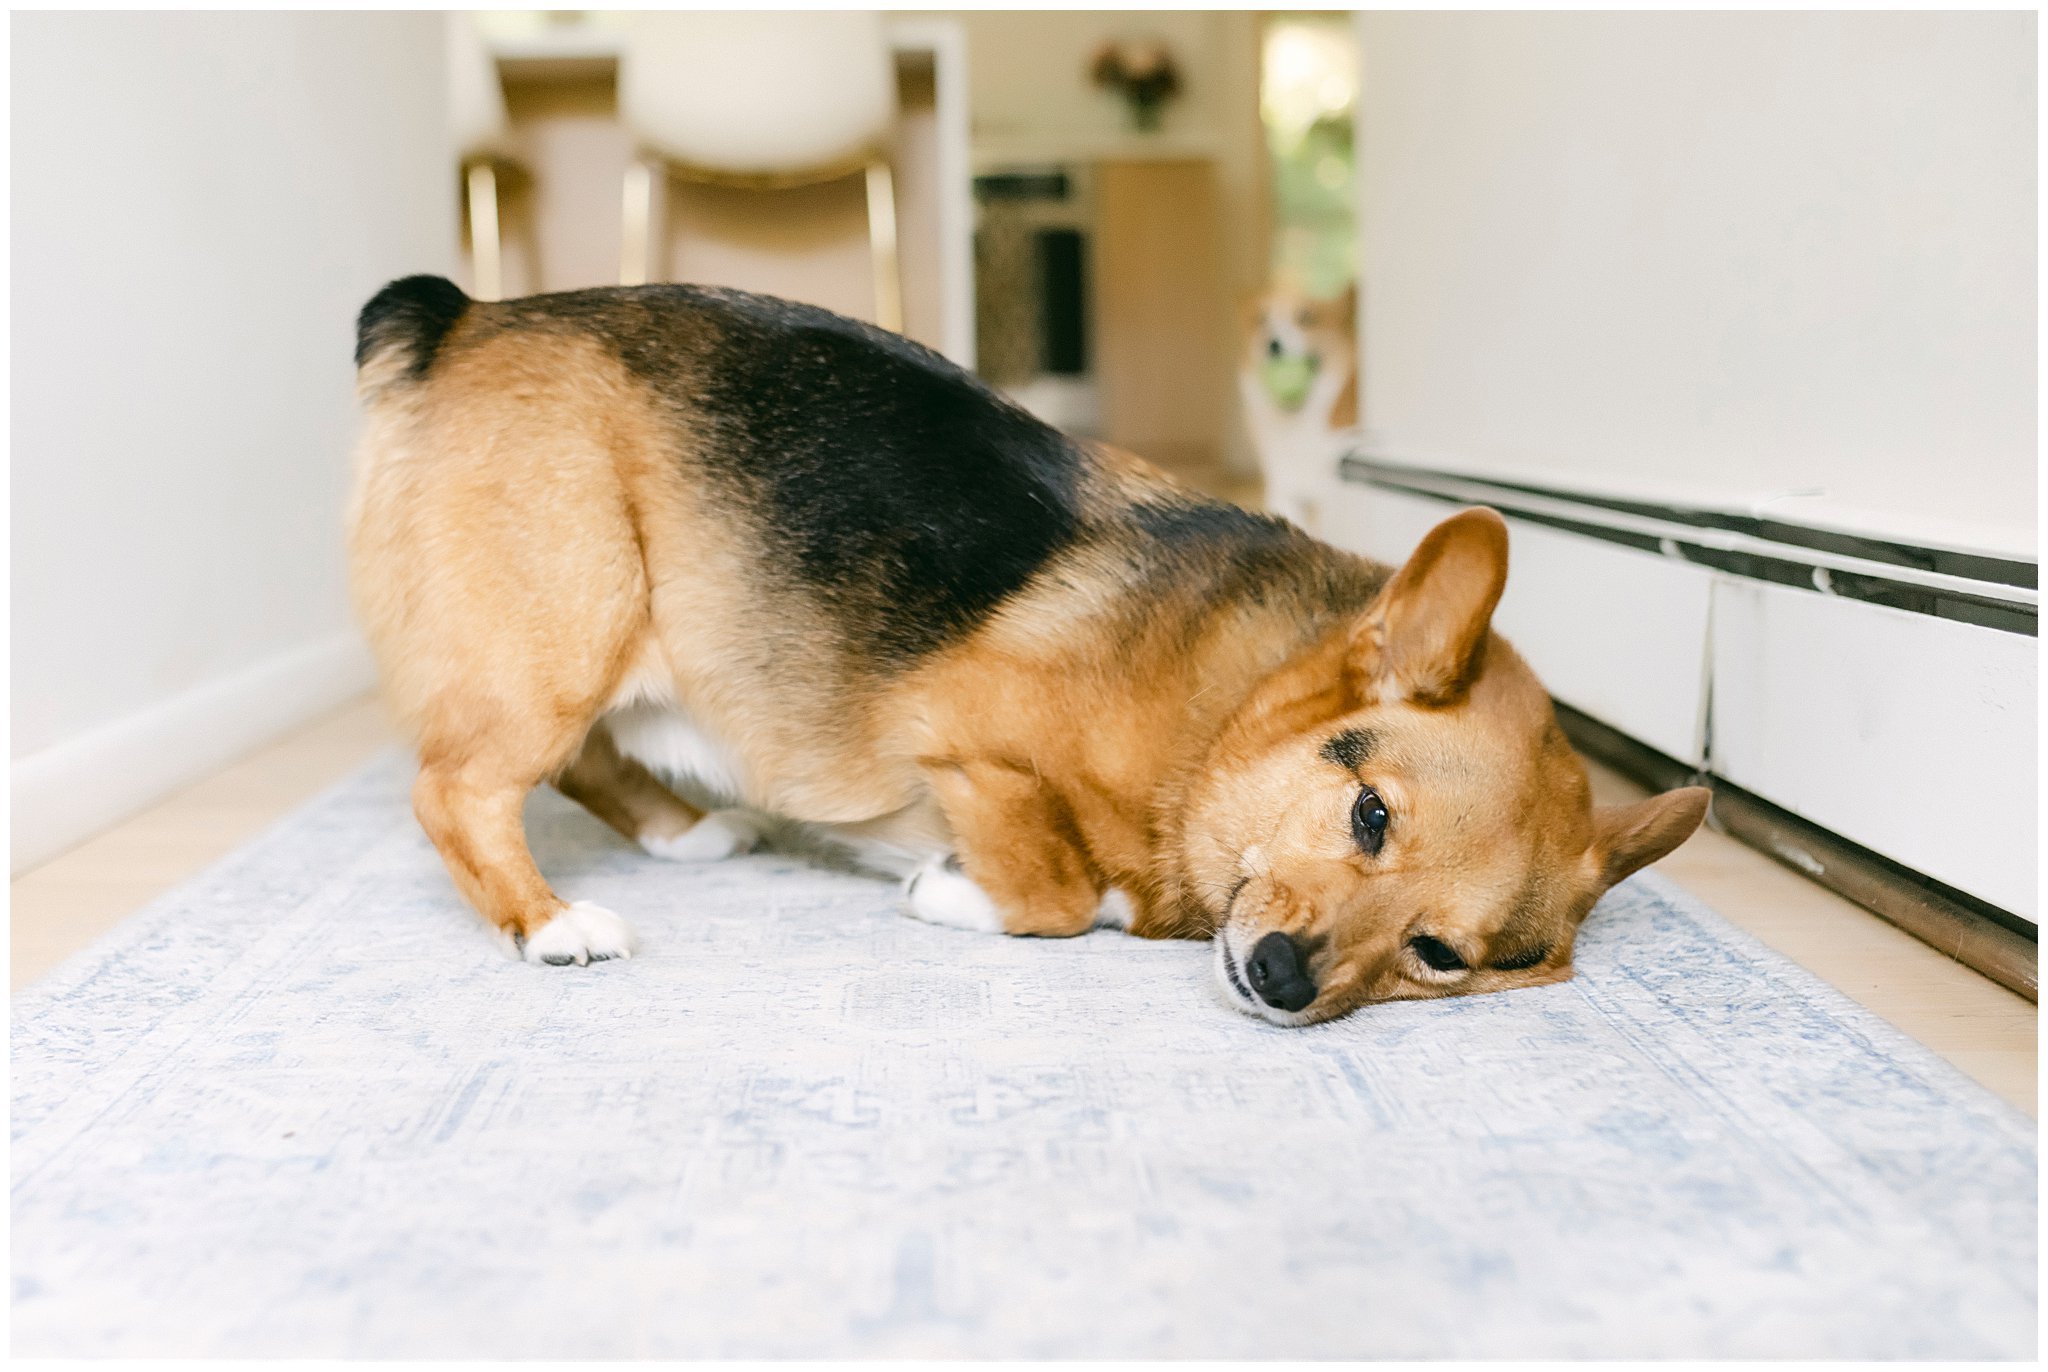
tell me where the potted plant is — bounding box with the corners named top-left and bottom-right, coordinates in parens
top-left (1090, 39), bottom-right (1182, 132)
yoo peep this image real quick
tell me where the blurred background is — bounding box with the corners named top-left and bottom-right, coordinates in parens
top-left (10, 11), bottom-right (2037, 990)
top-left (434, 8), bottom-right (1351, 497)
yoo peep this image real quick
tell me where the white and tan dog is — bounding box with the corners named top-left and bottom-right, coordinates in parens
top-left (1238, 285), bottom-right (1358, 534)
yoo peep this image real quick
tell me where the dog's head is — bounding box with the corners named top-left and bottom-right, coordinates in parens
top-left (1182, 506), bottom-right (1707, 1024)
top-left (1242, 285), bottom-right (1356, 414)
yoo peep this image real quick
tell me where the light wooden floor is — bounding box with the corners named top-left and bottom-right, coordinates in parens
top-left (10, 697), bottom-right (399, 993)
top-left (1581, 763), bottom-right (2035, 1114)
top-left (12, 693), bottom-right (2036, 1114)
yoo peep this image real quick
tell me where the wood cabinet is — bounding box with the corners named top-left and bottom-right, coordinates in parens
top-left (1092, 159), bottom-right (1233, 478)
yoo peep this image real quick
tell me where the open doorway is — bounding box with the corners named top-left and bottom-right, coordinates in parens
top-left (1239, 12), bottom-right (1360, 531)
top-left (1261, 13), bottom-right (1356, 300)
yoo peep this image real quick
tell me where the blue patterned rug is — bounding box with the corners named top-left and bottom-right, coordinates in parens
top-left (11, 750), bottom-right (2036, 1357)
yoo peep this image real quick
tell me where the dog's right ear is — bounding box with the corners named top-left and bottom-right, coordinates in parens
top-left (1586, 786), bottom-right (1711, 893)
top-left (1346, 506), bottom-right (1510, 707)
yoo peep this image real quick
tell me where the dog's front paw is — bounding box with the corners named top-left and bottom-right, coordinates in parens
top-left (903, 855), bottom-right (1006, 934)
top-left (640, 809), bottom-right (762, 862)
top-left (519, 901), bottom-right (638, 966)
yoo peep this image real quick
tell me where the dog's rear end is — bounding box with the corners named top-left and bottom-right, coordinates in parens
top-left (351, 278), bottom-right (709, 963)
top-left (349, 278), bottom-right (1078, 963)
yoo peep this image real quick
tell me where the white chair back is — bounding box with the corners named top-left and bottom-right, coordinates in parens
top-left (617, 12), bottom-right (897, 180)
top-left (446, 13), bottom-right (510, 162)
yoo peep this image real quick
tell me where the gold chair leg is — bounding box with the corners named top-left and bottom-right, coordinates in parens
top-left (621, 160), bottom-right (658, 287)
top-left (865, 160), bottom-right (903, 333)
top-left (465, 161), bottom-right (502, 302)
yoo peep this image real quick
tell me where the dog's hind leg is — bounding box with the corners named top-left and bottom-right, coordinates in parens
top-left (398, 620), bottom-right (655, 964)
top-left (414, 746), bottom-right (637, 966)
top-left (382, 528), bottom-right (651, 965)
top-left (554, 722), bottom-right (762, 861)
top-left (353, 321), bottom-right (753, 960)
top-left (356, 383), bottom-right (659, 963)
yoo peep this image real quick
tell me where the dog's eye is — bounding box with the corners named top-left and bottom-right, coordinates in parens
top-left (1266, 336), bottom-right (1283, 358)
top-left (1351, 786), bottom-right (1389, 855)
top-left (1410, 935), bottom-right (1467, 973)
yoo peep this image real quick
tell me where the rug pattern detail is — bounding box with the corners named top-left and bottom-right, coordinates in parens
top-left (11, 753), bottom-right (2036, 1357)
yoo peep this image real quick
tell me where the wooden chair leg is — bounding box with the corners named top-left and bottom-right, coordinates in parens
top-left (620, 159), bottom-right (659, 286)
top-left (465, 161), bottom-right (502, 301)
top-left (864, 160), bottom-right (903, 333)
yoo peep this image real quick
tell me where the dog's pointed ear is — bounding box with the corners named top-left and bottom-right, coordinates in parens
top-left (1588, 787), bottom-right (1710, 892)
top-left (1349, 506), bottom-right (1510, 705)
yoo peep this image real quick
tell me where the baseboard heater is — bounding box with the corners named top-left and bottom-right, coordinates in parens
top-left (1343, 456), bottom-right (2036, 635)
top-left (1553, 701), bottom-right (2036, 1001)
top-left (1333, 453), bottom-right (2037, 1002)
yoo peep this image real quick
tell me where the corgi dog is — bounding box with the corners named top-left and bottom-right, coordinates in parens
top-left (1238, 284), bottom-right (1358, 535)
top-left (348, 277), bottom-right (1706, 1025)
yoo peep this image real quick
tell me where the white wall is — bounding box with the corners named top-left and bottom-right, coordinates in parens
top-left (944, 10), bottom-right (1243, 159)
top-left (1353, 12), bottom-right (2036, 555)
top-left (12, 12), bottom-right (454, 869)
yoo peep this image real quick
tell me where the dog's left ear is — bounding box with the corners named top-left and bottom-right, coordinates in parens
top-left (1588, 787), bottom-right (1710, 892)
top-left (1349, 506), bottom-right (1509, 705)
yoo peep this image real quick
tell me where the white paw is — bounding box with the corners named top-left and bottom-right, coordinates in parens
top-left (520, 901), bottom-right (638, 966)
top-left (1096, 888), bottom-right (1136, 931)
top-left (903, 855), bottom-right (1006, 934)
top-left (640, 809), bottom-right (761, 862)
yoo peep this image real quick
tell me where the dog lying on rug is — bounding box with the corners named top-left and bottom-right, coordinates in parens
top-left (348, 277), bottom-right (1705, 1025)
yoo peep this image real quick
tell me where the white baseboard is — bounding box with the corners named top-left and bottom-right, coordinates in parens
top-left (10, 632), bottom-right (378, 874)
top-left (1711, 579), bottom-right (2037, 921)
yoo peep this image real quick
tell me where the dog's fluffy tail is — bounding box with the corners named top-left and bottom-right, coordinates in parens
top-left (354, 275), bottom-right (471, 395)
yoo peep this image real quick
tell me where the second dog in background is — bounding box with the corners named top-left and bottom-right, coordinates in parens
top-left (1239, 284), bottom-right (1357, 534)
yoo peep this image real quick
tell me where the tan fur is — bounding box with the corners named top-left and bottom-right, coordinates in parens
top-left (350, 302), bottom-right (1705, 1017)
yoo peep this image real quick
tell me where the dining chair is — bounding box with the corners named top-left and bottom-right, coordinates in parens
top-left (449, 13), bottom-right (516, 301)
top-left (615, 12), bottom-right (903, 331)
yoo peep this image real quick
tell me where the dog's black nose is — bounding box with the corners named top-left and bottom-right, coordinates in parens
top-left (1246, 931), bottom-right (1317, 1012)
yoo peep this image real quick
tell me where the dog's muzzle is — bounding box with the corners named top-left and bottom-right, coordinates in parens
top-left (1244, 930), bottom-right (1317, 1012)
